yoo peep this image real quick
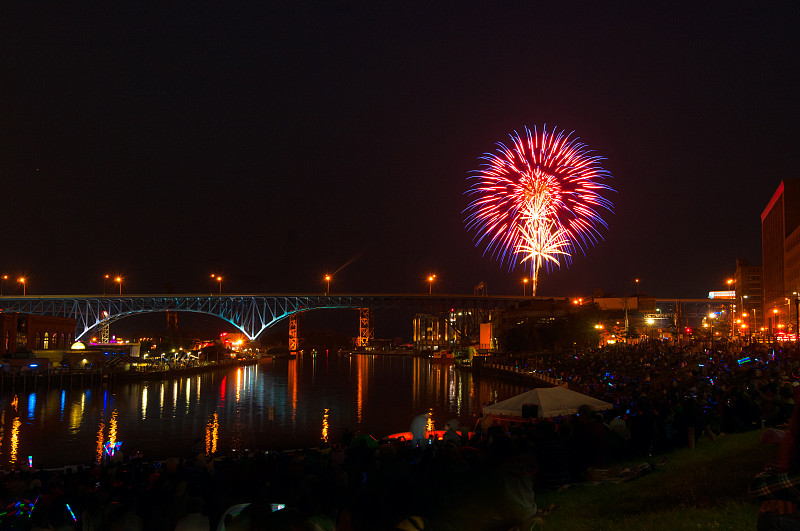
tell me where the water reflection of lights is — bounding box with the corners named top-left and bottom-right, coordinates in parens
top-left (456, 375), bottom-right (463, 416)
top-left (96, 417), bottom-right (106, 463)
top-left (173, 381), bottom-right (178, 413)
top-left (205, 412), bottom-right (219, 455)
top-left (94, 409), bottom-right (119, 463)
top-left (60, 390), bottom-right (66, 421)
top-left (321, 408), bottom-right (329, 443)
top-left (186, 378), bottom-right (191, 413)
top-left (142, 386), bottom-right (148, 420)
top-left (236, 369), bottom-right (242, 403)
top-left (288, 359), bottom-right (297, 421)
top-left (186, 377), bottom-right (191, 401)
top-left (27, 393), bottom-right (36, 421)
top-left (356, 356), bottom-right (364, 423)
top-left (10, 416), bottom-right (21, 466)
top-left (70, 393), bottom-right (87, 432)
top-left (109, 410), bottom-right (118, 450)
top-left (412, 358), bottom-right (424, 409)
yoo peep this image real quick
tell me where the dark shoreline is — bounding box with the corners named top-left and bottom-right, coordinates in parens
top-left (0, 359), bottom-right (257, 392)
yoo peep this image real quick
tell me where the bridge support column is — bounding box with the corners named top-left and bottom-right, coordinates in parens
top-left (100, 311), bottom-right (110, 343)
top-left (358, 308), bottom-right (373, 347)
top-left (289, 314), bottom-right (298, 352)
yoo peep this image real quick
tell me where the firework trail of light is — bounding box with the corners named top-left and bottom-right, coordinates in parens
top-left (333, 251), bottom-right (363, 276)
top-left (464, 125), bottom-right (615, 296)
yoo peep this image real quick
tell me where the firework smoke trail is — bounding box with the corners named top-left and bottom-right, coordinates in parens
top-left (333, 251), bottom-right (363, 276)
top-left (464, 125), bottom-right (614, 296)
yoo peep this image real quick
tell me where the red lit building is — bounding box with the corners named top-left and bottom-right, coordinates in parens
top-left (761, 180), bottom-right (800, 338)
top-left (0, 313), bottom-right (77, 356)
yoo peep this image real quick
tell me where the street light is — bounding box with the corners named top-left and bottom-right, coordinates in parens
top-left (741, 294), bottom-right (749, 342)
top-left (646, 317), bottom-right (655, 341)
top-left (522, 278), bottom-right (529, 296)
top-left (794, 292), bottom-right (800, 347)
top-left (774, 308), bottom-right (780, 341)
top-left (115, 276), bottom-right (123, 295)
top-left (324, 274), bottom-right (331, 295)
top-left (727, 278), bottom-right (735, 338)
top-left (103, 274), bottom-right (110, 295)
top-left (706, 312), bottom-right (716, 350)
top-left (742, 311), bottom-right (751, 343)
top-left (427, 274), bottom-right (436, 294)
top-left (0, 275), bottom-right (7, 296)
top-left (18, 277), bottom-right (26, 296)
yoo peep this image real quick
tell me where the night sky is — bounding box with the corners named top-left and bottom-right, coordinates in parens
top-left (3, 3), bottom-right (799, 308)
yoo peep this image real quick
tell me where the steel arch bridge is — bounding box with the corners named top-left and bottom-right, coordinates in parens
top-left (0, 293), bottom-right (523, 341)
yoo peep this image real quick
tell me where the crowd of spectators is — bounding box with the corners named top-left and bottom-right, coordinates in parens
top-left (1, 340), bottom-right (797, 531)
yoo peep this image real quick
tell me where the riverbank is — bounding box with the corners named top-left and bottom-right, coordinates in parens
top-left (536, 429), bottom-right (769, 530)
top-left (3, 425), bottom-right (771, 530)
top-left (472, 357), bottom-right (564, 387)
top-left (0, 358), bottom-right (256, 391)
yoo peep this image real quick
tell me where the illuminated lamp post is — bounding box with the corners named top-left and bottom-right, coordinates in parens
top-left (18, 277), bottom-right (26, 296)
top-left (216, 276), bottom-right (223, 295)
top-left (727, 278), bottom-right (735, 339)
top-left (324, 274), bottom-right (331, 295)
top-left (774, 308), bottom-right (780, 342)
top-left (707, 312), bottom-right (716, 350)
top-left (427, 274), bottom-right (436, 295)
top-left (0, 275), bottom-right (7, 296)
top-left (739, 317), bottom-right (748, 344)
top-left (522, 278), bottom-right (529, 296)
top-left (794, 292), bottom-right (800, 348)
top-left (742, 311), bottom-right (751, 344)
top-left (646, 317), bottom-right (655, 341)
top-left (115, 276), bottom-right (123, 295)
top-left (741, 294), bottom-right (749, 342)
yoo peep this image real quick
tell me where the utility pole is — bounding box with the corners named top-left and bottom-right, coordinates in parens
top-left (795, 292), bottom-right (800, 352)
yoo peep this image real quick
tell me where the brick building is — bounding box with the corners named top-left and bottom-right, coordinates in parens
top-left (0, 313), bottom-right (77, 356)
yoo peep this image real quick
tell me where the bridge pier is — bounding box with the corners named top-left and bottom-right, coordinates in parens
top-left (289, 314), bottom-right (298, 351)
top-left (357, 308), bottom-right (373, 347)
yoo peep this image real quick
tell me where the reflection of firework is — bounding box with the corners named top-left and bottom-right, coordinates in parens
top-left (465, 126), bottom-right (614, 295)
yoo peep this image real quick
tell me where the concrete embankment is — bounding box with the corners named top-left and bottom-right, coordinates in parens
top-left (471, 358), bottom-right (564, 387)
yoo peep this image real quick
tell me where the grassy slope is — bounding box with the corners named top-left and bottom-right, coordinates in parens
top-left (535, 430), bottom-right (774, 530)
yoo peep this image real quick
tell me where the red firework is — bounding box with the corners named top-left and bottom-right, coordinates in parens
top-left (464, 125), bottom-right (614, 295)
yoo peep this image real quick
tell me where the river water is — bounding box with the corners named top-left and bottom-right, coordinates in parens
top-left (0, 351), bottom-right (530, 469)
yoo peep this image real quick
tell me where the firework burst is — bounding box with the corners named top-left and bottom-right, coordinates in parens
top-left (464, 125), bottom-right (614, 295)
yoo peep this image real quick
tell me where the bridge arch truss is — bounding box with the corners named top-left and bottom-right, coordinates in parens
top-left (0, 293), bottom-right (521, 341)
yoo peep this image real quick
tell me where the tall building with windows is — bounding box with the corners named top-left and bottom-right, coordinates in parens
top-left (733, 259), bottom-right (762, 337)
top-left (761, 180), bottom-right (800, 337)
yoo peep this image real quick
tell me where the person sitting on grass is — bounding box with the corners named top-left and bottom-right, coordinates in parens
top-left (749, 384), bottom-right (800, 530)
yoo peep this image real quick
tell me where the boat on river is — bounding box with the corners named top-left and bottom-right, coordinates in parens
top-left (430, 350), bottom-right (454, 364)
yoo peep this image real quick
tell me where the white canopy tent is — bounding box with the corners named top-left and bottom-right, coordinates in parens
top-left (482, 387), bottom-right (613, 419)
